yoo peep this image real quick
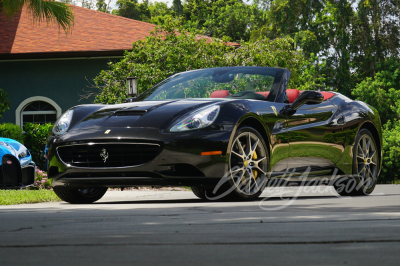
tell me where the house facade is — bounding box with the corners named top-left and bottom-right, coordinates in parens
top-left (0, 5), bottom-right (157, 127)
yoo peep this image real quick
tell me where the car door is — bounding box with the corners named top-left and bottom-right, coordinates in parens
top-left (285, 98), bottom-right (345, 180)
top-left (258, 102), bottom-right (290, 179)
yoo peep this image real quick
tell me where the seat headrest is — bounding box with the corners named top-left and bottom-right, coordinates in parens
top-left (210, 90), bottom-right (229, 98)
top-left (286, 89), bottom-right (300, 103)
top-left (256, 91), bottom-right (270, 98)
top-left (320, 91), bottom-right (335, 100)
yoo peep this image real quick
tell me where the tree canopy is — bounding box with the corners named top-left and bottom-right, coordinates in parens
top-left (251, 0), bottom-right (400, 96)
top-left (90, 0), bottom-right (400, 99)
top-left (1, 0), bottom-right (74, 32)
top-left (92, 23), bottom-right (318, 104)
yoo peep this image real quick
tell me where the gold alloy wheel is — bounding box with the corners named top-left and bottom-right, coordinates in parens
top-left (229, 132), bottom-right (267, 196)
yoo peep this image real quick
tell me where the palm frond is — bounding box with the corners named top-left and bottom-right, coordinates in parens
top-left (2, 0), bottom-right (74, 33)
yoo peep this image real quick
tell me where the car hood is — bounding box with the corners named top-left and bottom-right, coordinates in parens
top-left (69, 99), bottom-right (224, 132)
top-left (0, 138), bottom-right (27, 157)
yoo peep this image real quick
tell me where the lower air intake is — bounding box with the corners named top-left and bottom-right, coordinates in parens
top-left (57, 143), bottom-right (161, 168)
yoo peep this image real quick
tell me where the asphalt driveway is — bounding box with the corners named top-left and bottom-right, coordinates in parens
top-left (0, 185), bottom-right (399, 265)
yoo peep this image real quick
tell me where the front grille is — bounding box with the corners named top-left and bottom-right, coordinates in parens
top-left (1, 155), bottom-right (22, 186)
top-left (21, 164), bottom-right (35, 186)
top-left (57, 143), bottom-right (161, 168)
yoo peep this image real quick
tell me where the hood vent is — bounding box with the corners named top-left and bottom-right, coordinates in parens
top-left (114, 110), bottom-right (147, 116)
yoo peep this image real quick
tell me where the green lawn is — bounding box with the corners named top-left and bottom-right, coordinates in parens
top-left (0, 190), bottom-right (61, 205)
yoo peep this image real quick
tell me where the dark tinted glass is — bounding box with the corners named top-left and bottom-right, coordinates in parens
top-left (24, 101), bottom-right (56, 111)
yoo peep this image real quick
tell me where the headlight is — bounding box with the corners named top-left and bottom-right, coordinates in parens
top-left (53, 110), bottom-right (74, 135)
top-left (18, 149), bottom-right (29, 158)
top-left (170, 105), bottom-right (220, 132)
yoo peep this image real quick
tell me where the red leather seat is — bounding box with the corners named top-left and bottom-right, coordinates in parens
top-left (256, 91), bottom-right (270, 98)
top-left (210, 90), bottom-right (229, 98)
top-left (320, 91), bottom-right (335, 100)
top-left (286, 89), bottom-right (300, 103)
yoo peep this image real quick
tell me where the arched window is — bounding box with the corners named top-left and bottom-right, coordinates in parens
top-left (15, 96), bottom-right (62, 127)
top-left (21, 101), bottom-right (57, 125)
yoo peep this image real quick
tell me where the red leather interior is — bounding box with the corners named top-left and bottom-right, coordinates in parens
top-left (320, 91), bottom-right (335, 100)
top-left (256, 91), bottom-right (270, 98)
top-left (286, 89), bottom-right (300, 103)
top-left (210, 90), bottom-right (229, 98)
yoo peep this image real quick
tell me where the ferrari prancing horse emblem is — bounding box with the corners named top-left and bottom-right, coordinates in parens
top-left (100, 148), bottom-right (109, 163)
top-left (271, 106), bottom-right (278, 116)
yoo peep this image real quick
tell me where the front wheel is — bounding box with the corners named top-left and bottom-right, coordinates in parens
top-left (191, 186), bottom-right (207, 199)
top-left (217, 127), bottom-right (269, 201)
top-left (53, 187), bottom-right (108, 204)
top-left (334, 129), bottom-right (379, 196)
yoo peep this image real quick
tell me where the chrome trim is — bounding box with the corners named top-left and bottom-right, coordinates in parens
top-left (57, 142), bottom-right (160, 147)
top-left (56, 142), bottom-right (161, 170)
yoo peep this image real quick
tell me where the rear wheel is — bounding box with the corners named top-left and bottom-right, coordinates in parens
top-left (334, 129), bottom-right (379, 196)
top-left (53, 187), bottom-right (108, 204)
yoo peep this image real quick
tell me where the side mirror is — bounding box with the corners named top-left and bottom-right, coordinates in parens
top-left (291, 90), bottom-right (324, 110)
top-left (281, 91), bottom-right (324, 115)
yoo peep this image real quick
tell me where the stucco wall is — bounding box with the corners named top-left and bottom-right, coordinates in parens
top-left (0, 57), bottom-right (120, 125)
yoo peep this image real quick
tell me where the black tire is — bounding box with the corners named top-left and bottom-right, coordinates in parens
top-left (53, 187), bottom-right (108, 204)
top-left (191, 185), bottom-right (231, 200)
top-left (212, 126), bottom-right (269, 201)
top-left (334, 128), bottom-right (379, 196)
top-left (191, 186), bottom-right (207, 199)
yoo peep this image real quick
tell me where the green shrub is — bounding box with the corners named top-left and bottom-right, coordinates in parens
top-left (23, 123), bottom-right (53, 169)
top-left (381, 120), bottom-right (400, 184)
top-left (352, 59), bottom-right (400, 125)
top-left (0, 89), bottom-right (10, 119)
top-left (0, 123), bottom-right (24, 144)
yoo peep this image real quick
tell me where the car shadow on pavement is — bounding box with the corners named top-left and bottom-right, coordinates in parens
top-left (93, 195), bottom-right (342, 205)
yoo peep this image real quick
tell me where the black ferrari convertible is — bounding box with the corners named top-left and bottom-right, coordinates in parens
top-left (47, 66), bottom-right (382, 203)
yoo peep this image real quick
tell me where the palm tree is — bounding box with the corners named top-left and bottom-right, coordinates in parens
top-left (0, 0), bottom-right (74, 33)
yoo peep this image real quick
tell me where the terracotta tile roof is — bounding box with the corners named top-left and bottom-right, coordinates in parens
top-left (0, 5), bottom-right (157, 55)
top-left (0, 4), bottom-right (239, 58)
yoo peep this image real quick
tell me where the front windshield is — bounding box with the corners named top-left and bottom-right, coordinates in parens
top-left (136, 67), bottom-right (284, 101)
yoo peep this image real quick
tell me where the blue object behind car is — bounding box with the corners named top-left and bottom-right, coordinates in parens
top-left (0, 137), bottom-right (35, 188)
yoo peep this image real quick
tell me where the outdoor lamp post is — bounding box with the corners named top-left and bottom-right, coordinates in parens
top-left (126, 77), bottom-right (138, 97)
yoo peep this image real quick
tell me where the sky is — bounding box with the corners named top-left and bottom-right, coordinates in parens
top-left (109, 1), bottom-right (254, 9)
top-left (74, 1), bottom-right (255, 10)
top-left (109, 0), bottom-right (173, 8)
